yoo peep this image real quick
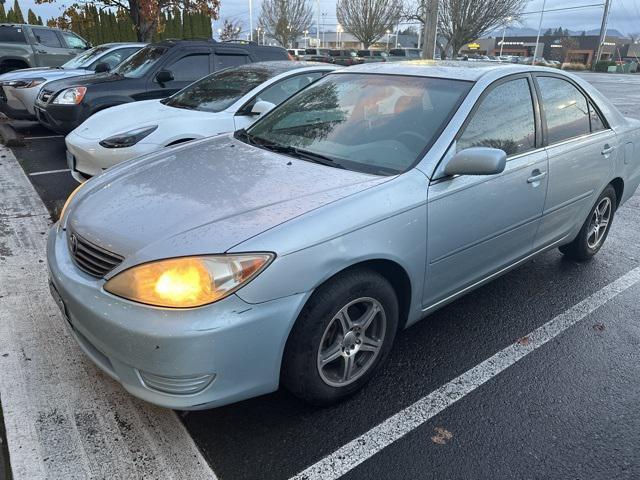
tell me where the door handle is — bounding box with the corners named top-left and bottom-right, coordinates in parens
top-left (36, 49), bottom-right (47, 54)
top-left (527, 170), bottom-right (547, 183)
top-left (601, 144), bottom-right (615, 155)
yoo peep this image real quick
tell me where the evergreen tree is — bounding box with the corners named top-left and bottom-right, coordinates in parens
top-left (6, 9), bottom-right (14, 23)
top-left (12, 0), bottom-right (24, 24)
top-left (37, 15), bottom-right (43, 25)
top-left (0, 4), bottom-right (6, 23)
top-left (27, 9), bottom-right (37, 25)
top-left (543, 28), bottom-right (553, 36)
top-left (173, 9), bottom-right (183, 38)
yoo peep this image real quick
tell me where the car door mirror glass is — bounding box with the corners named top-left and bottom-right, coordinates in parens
top-left (155, 69), bottom-right (174, 84)
top-left (94, 62), bottom-right (110, 73)
top-left (443, 147), bottom-right (507, 176)
top-left (250, 100), bottom-right (276, 116)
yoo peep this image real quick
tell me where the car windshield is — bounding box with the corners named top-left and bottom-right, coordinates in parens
top-left (244, 73), bottom-right (472, 175)
top-left (113, 46), bottom-right (166, 78)
top-left (164, 67), bottom-right (275, 112)
top-left (61, 46), bottom-right (111, 69)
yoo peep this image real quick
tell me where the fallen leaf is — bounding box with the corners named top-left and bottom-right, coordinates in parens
top-left (517, 336), bottom-right (530, 346)
top-left (431, 427), bottom-right (453, 445)
top-left (592, 323), bottom-right (605, 332)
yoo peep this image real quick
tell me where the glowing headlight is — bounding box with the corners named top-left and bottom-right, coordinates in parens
top-left (104, 254), bottom-right (274, 308)
top-left (52, 86), bottom-right (87, 105)
top-left (2, 78), bottom-right (46, 89)
top-left (99, 125), bottom-right (158, 148)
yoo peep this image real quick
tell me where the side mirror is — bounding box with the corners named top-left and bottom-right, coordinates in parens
top-left (155, 70), bottom-right (174, 85)
top-left (94, 62), bottom-right (110, 73)
top-left (444, 147), bottom-right (507, 176)
top-left (250, 100), bottom-right (276, 116)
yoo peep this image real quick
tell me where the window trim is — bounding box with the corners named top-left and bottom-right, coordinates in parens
top-left (453, 73), bottom-right (542, 160)
top-left (531, 72), bottom-right (611, 148)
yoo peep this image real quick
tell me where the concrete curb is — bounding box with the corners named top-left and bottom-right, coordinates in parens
top-left (0, 145), bottom-right (217, 480)
top-left (0, 123), bottom-right (23, 147)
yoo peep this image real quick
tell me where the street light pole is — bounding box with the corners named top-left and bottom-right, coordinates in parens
top-left (249, 0), bottom-right (253, 41)
top-left (316, 0), bottom-right (320, 48)
top-left (422, 0), bottom-right (438, 59)
top-left (386, 29), bottom-right (390, 51)
top-left (534, 0), bottom-right (546, 60)
top-left (595, 0), bottom-right (613, 67)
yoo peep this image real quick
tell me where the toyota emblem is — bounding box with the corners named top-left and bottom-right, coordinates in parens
top-left (70, 234), bottom-right (78, 254)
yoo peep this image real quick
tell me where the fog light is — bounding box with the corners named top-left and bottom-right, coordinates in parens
top-left (139, 370), bottom-right (215, 395)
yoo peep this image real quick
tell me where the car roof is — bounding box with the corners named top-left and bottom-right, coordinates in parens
top-left (233, 60), bottom-right (338, 75)
top-left (100, 42), bottom-right (147, 48)
top-left (339, 60), bottom-right (554, 82)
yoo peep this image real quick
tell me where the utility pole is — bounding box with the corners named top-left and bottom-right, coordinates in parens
top-left (249, 0), bottom-right (253, 41)
top-left (594, 0), bottom-right (613, 67)
top-left (316, 0), bottom-right (320, 48)
top-left (422, 0), bottom-right (438, 59)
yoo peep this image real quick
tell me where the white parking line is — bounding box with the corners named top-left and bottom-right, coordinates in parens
top-left (22, 135), bottom-right (64, 140)
top-left (290, 265), bottom-right (640, 480)
top-left (29, 168), bottom-right (70, 176)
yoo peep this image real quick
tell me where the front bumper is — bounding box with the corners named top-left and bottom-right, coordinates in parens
top-left (0, 86), bottom-right (37, 120)
top-left (66, 130), bottom-right (161, 178)
top-left (46, 225), bottom-right (307, 409)
top-left (34, 101), bottom-right (85, 134)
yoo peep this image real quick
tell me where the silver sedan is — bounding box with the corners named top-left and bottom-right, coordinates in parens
top-left (47, 62), bottom-right (640, 409)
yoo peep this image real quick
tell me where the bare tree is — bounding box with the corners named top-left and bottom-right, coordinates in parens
top-left (259, 0), bottom-right (314, 48)
top-left (219, 18), bottom-right (241, 40)
top-left (336, 0), bottom-right (402, 49)
top-left (404, 0), bottom-right (525, 58)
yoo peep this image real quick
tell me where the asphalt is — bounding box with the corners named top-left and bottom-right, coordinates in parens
top-left (2, 71), bottom-right (640, 480)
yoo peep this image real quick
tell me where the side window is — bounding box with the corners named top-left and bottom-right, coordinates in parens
top-left (214, 54), bottom-right (248, 70)
top-left (589, 102), bottom-right (606, 133)
top-left (33, 29), bottom-right (63, 48)
top-left (255, 72), bottom-right (324, 106)
top-left (537, 76), bottom-right (590, 144)
top-left (457, 78), bottom-right (536, 157)
top-left (167, 54), bottom-right (209, 82)
top-left (61, 31), bottom-right (87, 49)
top-left (96, 48), bottom-right (139, 69)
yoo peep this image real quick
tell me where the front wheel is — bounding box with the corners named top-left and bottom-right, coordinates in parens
top-left (559, 184), bottom-right (617, 261)
top-left (282, 268), bottom-right (398, 405)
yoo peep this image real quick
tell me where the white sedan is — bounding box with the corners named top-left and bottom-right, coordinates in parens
top-left (65, 61), bottom-right (338, 182)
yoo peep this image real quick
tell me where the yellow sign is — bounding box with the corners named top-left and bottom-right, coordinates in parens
top-left (468, 43), bottom-right (481, 50)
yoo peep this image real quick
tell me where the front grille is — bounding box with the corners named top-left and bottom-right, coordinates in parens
top-left (68, 231), bottom-right (123, 278)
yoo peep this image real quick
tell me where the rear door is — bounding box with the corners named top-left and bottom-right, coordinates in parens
top-left (424, 75), bottom-right (548, 308)
top-left (532, 74), bottom-right (616, 249)
top-left (144, 48), bottom-right (212, 99)
top-left (31, 28), bottom-right (74, 66)
top-left (213, 47), bottom-right (249, 71)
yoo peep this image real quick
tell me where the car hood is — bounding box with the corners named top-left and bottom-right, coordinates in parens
top-left (71, 99), bottom-right (220, 140)
top-left (67, 135), bottom-right (389, 264)
top-left (43, 72), bottom-right (121, 92)
top-left (0, 67), bottom-right (62, 81)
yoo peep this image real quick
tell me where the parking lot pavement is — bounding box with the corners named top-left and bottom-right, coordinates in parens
top-left (1, 72), bottom-right (640, 480)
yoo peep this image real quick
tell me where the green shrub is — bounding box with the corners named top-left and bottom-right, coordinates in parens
top-left (594, 60), bottom-right (616, 72)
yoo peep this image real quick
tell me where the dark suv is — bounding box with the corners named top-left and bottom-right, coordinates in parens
top-left (34, 39), bottom-right (288, 133)
top-left (328, 49), bottom-right (364, 66)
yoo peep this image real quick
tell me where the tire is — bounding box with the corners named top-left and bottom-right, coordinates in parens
top-left (559, 184), bottom-right (617, 261)
top-left (282, 268), bottom-right (399, 406)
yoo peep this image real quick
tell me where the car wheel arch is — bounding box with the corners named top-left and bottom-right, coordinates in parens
top-left (610, 177), bottom-right (624, 208)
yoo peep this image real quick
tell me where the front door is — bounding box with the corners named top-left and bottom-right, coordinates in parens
top-left (424, 75), bottom-right (548, 308)
top-left (532, 74), bottom-right (617, 249)
top-left (144, 50), bottom-right (212, 100)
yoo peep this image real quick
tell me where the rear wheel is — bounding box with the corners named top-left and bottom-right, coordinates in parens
top-left (282, 268), bottom-right (398, 405)
top-left (559, 184), bottom-right (616, 261)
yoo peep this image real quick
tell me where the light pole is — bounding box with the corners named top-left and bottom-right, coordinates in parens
top-left (337, 24), bottom-right (343, 48)
top-left (395, 25), bottom-right (400, 48)
top-left (304, 30), bottom-right (309, 48)
top-left (249, 0), bottom-right (253, 41)
top-left (257, 26), bottom-right (261, 45)
top-left (499, 16), bottom-right (512, 57)
top-left (322, 13), bottom-right (327, 48)
top-left (316, 0), bottom-right (320, 49)
top-left (386, 29), bottom-right (391, 51)
top-left (217, 28), bottom-right (222, 40)
top-left (534, 0), bottom-right (547, 60)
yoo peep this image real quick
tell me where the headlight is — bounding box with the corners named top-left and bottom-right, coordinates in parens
top-left (99, 125), bottom-right (158, 148)
top-left (52, 86), bottom-right (87, 105)
top-left (2, 78), bottom-right (46, 89)
top-left (104, 254), bottom-right (274, 308)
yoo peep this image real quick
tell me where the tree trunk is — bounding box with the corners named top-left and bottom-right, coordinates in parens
top-left (129, 0), bottom-right (157, 42)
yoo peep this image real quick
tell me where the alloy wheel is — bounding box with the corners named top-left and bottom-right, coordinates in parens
top-left (316, 297), bottom-right (387, 387)
top-left (587, 197), bottom-right (612, 249)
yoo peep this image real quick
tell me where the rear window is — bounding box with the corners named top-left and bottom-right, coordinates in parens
top-left (0, 26), bottom-right (26, 43)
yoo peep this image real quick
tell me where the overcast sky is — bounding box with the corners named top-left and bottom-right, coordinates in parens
top-left (18, 0), bottom-right (640, 37)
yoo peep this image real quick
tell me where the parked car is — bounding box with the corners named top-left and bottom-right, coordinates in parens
top-left (0, 43), bottom-right (144, 120)
top-left (65, 61), bottom-right (337, 182)
top-left (388, 48), bottom-right (422, 60)
top-left (48, 62), bottom-right (640, 409)
top-left (287, 48), bottom-right (306, 60)
top-left (33, 39), bottom-right (289, 134)
top-left (328, 49), bottom-right (364, 66)
top-left (0, 23), bottom-right (90, 74)
top-left (357, 49), bottom-right (390, 62)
